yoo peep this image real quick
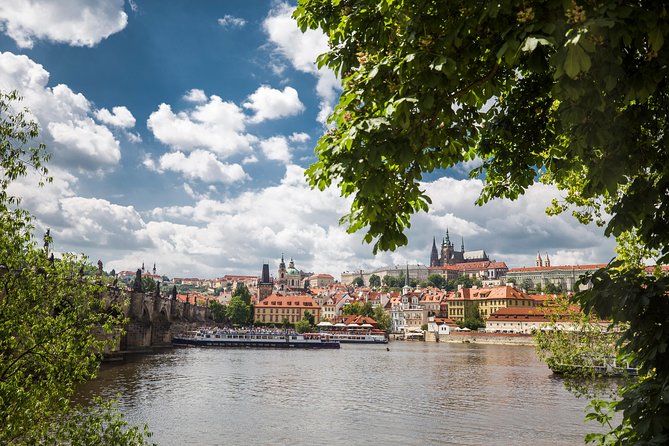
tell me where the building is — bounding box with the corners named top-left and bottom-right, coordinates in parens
top-left (429, 261), bottom-right (508, 282)
top-left (505, 264), bottom-right (607, 292)
top-left (254, 293), bottom-right (321, 324)
top-left (443, 285), bottom-right (537, 322)
top-left (307, 273), bottom-right (335, 288)
top-left (340, 264), bottom-right (429, 286)
top-left (276, 255), bottom-right (309, 291)
top-left (485, 306), bottom-right (610, 334)
top-left (430, 229), bottom-right (489, 267)
top-left (257, 263), bottom-right (273, 302)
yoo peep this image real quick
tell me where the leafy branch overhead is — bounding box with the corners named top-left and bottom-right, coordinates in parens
top-left (295, 0), bottom-right (669, 261)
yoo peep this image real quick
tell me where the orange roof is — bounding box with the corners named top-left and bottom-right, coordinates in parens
top-left (255, 293), bottom-right (318, 308)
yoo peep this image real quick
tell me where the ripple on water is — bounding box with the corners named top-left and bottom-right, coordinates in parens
top-left (82, 343), bottom-right (602, 446)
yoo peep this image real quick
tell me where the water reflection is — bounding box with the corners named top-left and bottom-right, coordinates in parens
top-left (78, 343), bottom-right (601, 445)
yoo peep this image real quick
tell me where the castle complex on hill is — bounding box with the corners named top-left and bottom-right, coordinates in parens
top-left (429, 229), bottom-right (489, 267)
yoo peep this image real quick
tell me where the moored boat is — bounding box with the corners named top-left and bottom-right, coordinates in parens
top-left (172, 328), bottom-right (340, 349)
top-left (325, 331), bottom-right (388, 344)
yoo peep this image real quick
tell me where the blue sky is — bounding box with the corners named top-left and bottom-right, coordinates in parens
top-left (0, 0), bottom-right (616, 279)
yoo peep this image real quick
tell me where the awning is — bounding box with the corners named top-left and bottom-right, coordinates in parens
top-left (317, 321), bottom-right (333, 327)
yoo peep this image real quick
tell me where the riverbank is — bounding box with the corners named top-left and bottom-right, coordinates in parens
top-left (421, 331), bottom-right (536, 346)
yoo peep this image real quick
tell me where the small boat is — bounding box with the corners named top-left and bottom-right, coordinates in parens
top-left (172, 328), bottom-right (340, 349)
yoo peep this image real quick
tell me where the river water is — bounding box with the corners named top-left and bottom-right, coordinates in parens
top-left (78, 342), bottom-right (601, 445)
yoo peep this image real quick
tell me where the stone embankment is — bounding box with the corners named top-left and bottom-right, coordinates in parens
top-left (427, 331), bottom-right (535, 346)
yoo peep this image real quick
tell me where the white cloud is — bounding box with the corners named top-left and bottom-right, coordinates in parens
top-left (48, 118), bottom-right (121, 166)
top-left (289, 132), bottom-right (310, 143)
top-left (217, 15), bottom-right (246, 29)
top-left (183, 88), bottom-right (207, 103)
top-left (0, 51), bottom-right (123, 171)
top-left (95, 105), bottom-right (136, 128)
top-left (0, 0), bottom-right (128, 48)
top-left (260, 136), bottom-right (291, 163)
top-left (242, 154), bottom-right (258, 164)
top-left (263, 3), bottom-right (340, 123)
top-left (146, 150), bottom-right (249, 184)
top-left (147, 96), bottom-right (256, 158)
top-left (243, 85), bottom-right (305, 123)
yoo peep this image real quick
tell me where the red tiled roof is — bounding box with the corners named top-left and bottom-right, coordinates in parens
top-left (255, 293), bottom-right (318, 308)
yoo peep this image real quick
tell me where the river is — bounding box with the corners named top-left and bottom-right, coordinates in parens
top-left (78, 342), bottom-right (601, 445)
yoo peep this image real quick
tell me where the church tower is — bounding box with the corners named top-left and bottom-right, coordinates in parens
top-left (430, 237), bottom-right (440, 267)
top-left (544, 253), bottom-right (551, 267)
top-left (441, 229), bottom-right (454, 265)
top-left (258, 262), bottom-right (273, 302)
top-left (536, 252), bottom-right (543, 267)
top-left (277, 254), bottom-right (287, 290)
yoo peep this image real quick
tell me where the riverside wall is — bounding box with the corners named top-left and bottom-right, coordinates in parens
top-left (425, 331), bottom-right (535, 346)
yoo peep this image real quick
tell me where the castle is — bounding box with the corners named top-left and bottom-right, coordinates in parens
top-left (429, 229), bottom-right (489, 267)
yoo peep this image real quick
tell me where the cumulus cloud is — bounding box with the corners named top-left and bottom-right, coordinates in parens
top-left (145, 150), bottom-right (249, 184)
top-left (243, 85), bottom-right (304, 123)
top-left (217, 15), bottom-right (246, 29)
top-left (0, 51), bottom-right (122, 171)
top-left (147, 96), bottom-right (257, 158)
top-left (183, 88), bottom-right (207, 103)
top-left (289, 132), bottom-right (310, 143)
top-left (95, 105), bottom-right (136, 128)
top-left (0, 0), bottom-right (128, 48)
top-left (260, 136), bottom-right (291, 164)
top-left (263, 3), bottom-right (340, 124)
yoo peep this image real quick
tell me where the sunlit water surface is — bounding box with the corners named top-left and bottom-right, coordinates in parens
top-left (78, 342), bottom-right (601, 445)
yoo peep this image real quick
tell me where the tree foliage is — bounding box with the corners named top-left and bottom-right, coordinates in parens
top-left (351, 277), bottom-right (364, 287)
top-left (0, 91), bottom-right (151, 444)
top-left (427, 273), bottom-right (446, 289)
top-left (232, 283), bottom-right (252, 305)
top-left (295, 2), bottom-right (669, 440)
top-left (368, 274), bottom-right (381, 287)
top-left (295, 318), bottom-right (312, 334)
top-left (208, 300), bottom-right (229, 324)
top-left (226, 296), bottom-right (251, 326)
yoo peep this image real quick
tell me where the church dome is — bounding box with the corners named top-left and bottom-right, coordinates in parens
top-left (286, 267), bottom-right (300, 275)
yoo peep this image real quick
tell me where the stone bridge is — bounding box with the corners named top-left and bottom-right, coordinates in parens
top-left (107, 290), bottom-right (211, 351)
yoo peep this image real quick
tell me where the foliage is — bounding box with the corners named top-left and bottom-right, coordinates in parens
top-left (226, 296), bottom-right (250, 326)
top-left (368, 274), bottom-right (381, 287)
top-left (342, 301), bottom-right (374, 317)
top-left (521, 279), bottom-right (534, 292)
top-left (295, 318), bottom-right (312, 334)
top-left (0, 91), bottom-right (151, 444)
top-left (303, 310), bottom-right (315, 326)
top-left (372, 306), bottom-right (392, 332)
top-left (140, 276), bottom-right (157, 294)
top-left (575, 263), bottom-right (669, 444)
top-left (382, 274), bottom-right (403, 288)
top-left (232, 283), bottom-right (252, 305)
top-left (534, 295), bottom-right (621, 386)
top-left (427, 273), bottom-right (446, 289)
top-left (295, 1), bottom-right (669, 441)
top-left (351, 277), bottom-right (364, 287)
top-left (208, 300), bottom-right (229, 324)
top-left (543, 282), bottom-right (563, 294)
top-left (457, 304), bottom-right (485, 331)
top-left (446, 276), bottom-right (482, 291)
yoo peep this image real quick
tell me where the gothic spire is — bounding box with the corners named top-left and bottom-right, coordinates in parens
top-left (461, 236), bottom-right (465, 253)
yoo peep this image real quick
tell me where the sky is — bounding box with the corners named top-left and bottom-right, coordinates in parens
top-left (0, 0), bottom-right (617, 280)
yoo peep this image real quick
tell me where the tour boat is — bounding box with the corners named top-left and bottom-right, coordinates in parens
top-left (172, 328), bottom-right (340, 349)
top-left (325, 331), bottom-right (389, 344)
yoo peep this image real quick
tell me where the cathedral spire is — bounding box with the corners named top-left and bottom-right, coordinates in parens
top-left (430, 237), bottom-right (440, 267)
top-left (461, 236), bottom-right (465, 253)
